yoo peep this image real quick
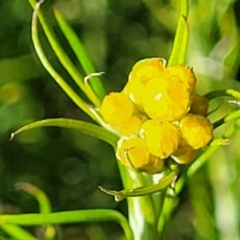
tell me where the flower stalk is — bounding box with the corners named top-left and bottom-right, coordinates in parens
top-left (5, 0), bottom-right (240, 239)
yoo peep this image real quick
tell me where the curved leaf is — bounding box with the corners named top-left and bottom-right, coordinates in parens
top-left (99, 170), bottom-right (178, 201)
top-left (11, 118), bottom-right (119, 148)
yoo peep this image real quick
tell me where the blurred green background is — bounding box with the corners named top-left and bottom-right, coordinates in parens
top-left (0, 0), bottom-right (240, 239)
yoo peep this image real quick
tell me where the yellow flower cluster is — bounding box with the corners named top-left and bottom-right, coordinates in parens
top-left (100, 58), bottom-right (213, 174)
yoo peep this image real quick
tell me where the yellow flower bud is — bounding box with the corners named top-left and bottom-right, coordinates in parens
top-left (171, 140), bottom-right (198, 164)
top-left (165, 65), bottom-right (197, 92)
top-left (142, 75), bottom-right (190, 121)
top-left (179, 114), bottom-right (213, 149)
top-left (116, 137), bottom-right (149, 169)
top-left (142, 154), bottom-right (164, 174)
top-left (100, 92), bottom-right (133, 127)
top-left (140, 120), bottom-right (181, 158)
top-left (128, 58), bottom-right (166, 84)
top-left (123, 80), bottom-right (145, 105)
top-left (118, 115), bottom-right (142, 136)
top-left (190, 93), bottom-right (209, 116)
top-left (124, 58), bottom-right (166, 106)
top-left (116, 137), bottom-right (164, 173)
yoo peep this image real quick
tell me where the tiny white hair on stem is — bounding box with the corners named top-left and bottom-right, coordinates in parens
top-left (33, 0), bottom-right (44, 19)
top-left (84, 72), bottom-right (105, 83)
top-left (228, 100), bottom-right (240, 106)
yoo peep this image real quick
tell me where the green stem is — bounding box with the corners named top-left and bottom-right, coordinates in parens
top-left (31, 1), bottom-right (98, 122)
top-left (28, 0), bottom-right (91, 99)
top-left (53, 8), bottom-right (106, 101)
top-left (126, 172), bottom-right (158, 239)
top-left (0, 210), bottom-right (133, 240)
top-left (0, 224), bottom-right (36, 240)
top-left (15, 182), bottom-right (55, 240)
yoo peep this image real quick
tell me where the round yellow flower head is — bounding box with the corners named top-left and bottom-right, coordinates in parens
top-left (190, 93), bottom-right (209, 116)
top-left (171, 139), bottom-right (198, 164)
top-left (124, 58), bottom-right (166, 105)
top-left (116, 137), bottom-right (164, 173)
top-left (140, 120), bottom-right (181, 158)
top-left (179, 114), bottom-right (213, 149)
top-left (165, 65), bottom-right (197, 93)
top-left (100, 92), bottom-right (133, 127)
top-left (142, 75), bottom-right (190, 121)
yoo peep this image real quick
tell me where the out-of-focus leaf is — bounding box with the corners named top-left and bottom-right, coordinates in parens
top-left (168, 0), bottom-right (189, 66)
top-left (0, 224), bottom-right (36, 240)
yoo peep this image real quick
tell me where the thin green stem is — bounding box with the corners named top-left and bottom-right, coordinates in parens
top-left (31, 1), bottom-right (98, 122)
top-left (28, 0), bottom-right (91, 99)
top-left (0, 224), bottom-right (37, 240)
top-left (157, 188), bottom-right (179, 237)
top-left (15, 182), bottom-right (51, 214)
top-left (0, 210), bottom-right (133, 240)
top-left (15, 182), bottom-right (55, 240)
top-left (53, 8), bottom-right (106, 101)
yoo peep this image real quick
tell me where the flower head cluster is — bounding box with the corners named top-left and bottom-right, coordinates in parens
top-left (100, 58), bottom-right (213, 174)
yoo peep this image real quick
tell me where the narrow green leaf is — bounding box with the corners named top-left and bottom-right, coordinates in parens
top-left (53, 8), bottom-right (106, 100)
top-left (11, 118), bottom-right (119, 148)
top-left (99, 170), bottom-right (178, 201)
top-left (0, 210), bottom-right (133, 240)
top-left (168, 0), bottom-right (189, 66)
top-left (30, 1), bottom-right (98, 122)
top-left (27, 0), bottom-right (87, 94)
